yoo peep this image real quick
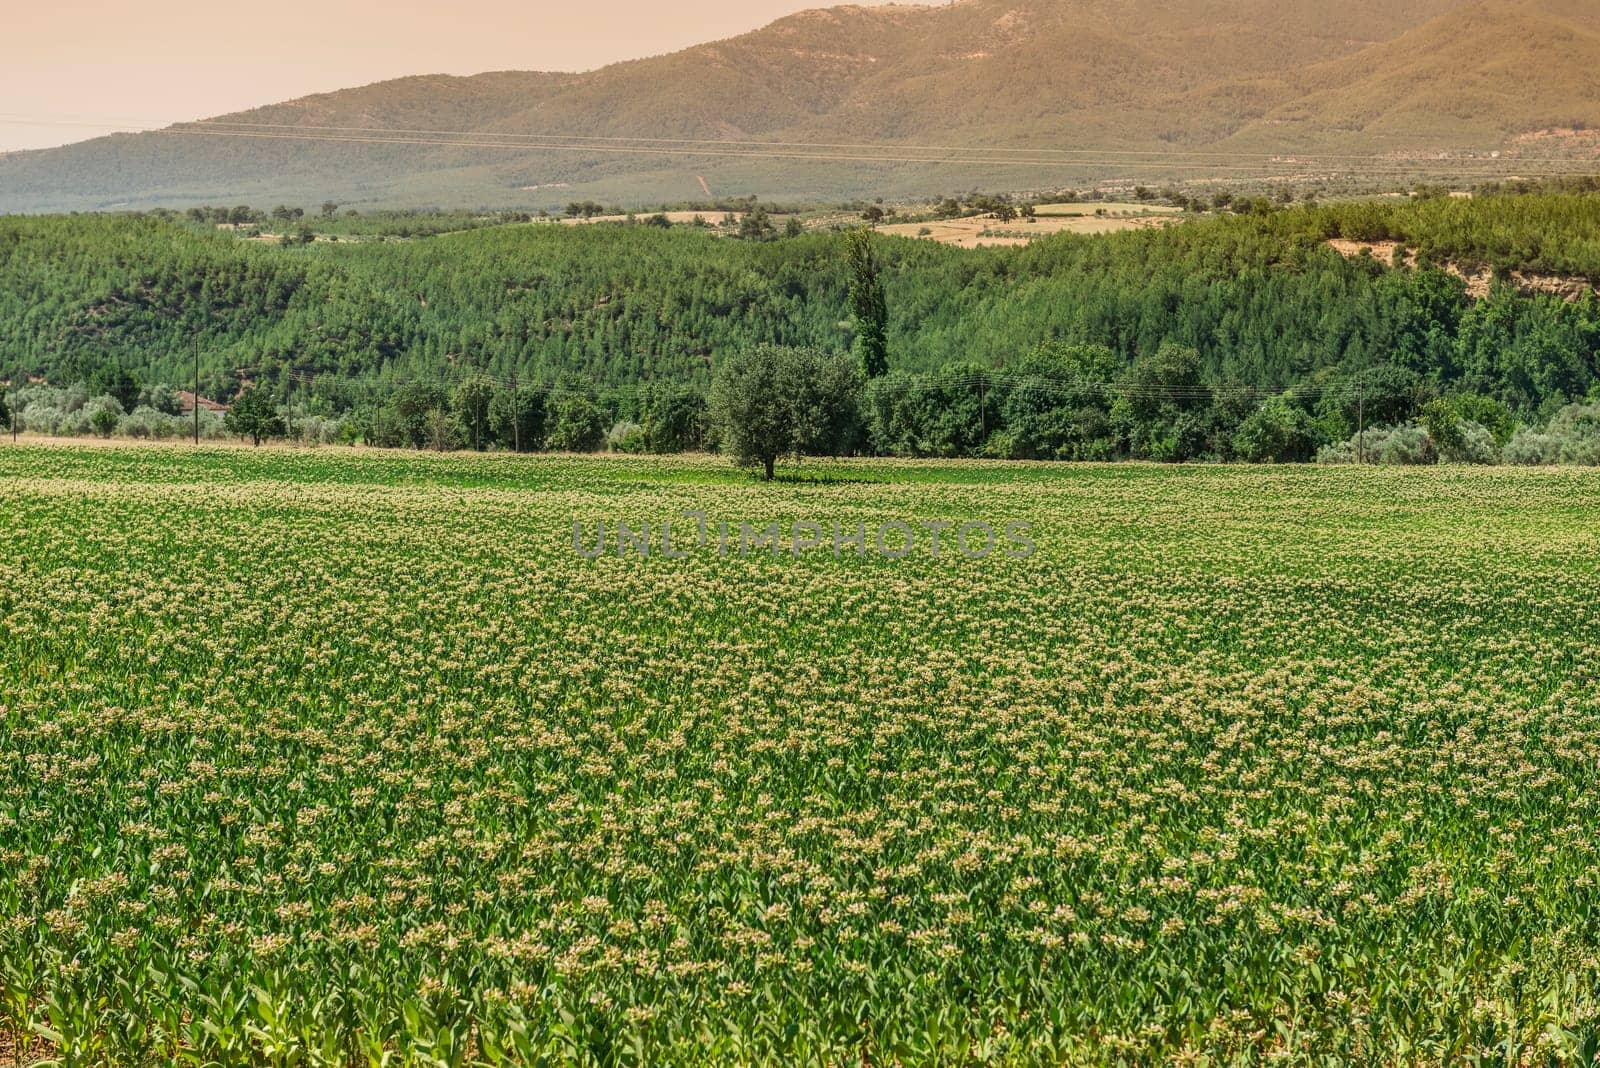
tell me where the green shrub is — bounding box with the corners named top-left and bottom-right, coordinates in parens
top-left (1233, 398), bottom-right (1320, 464)
top-left (1440, 421), bottom-right (1500, 465)
top-left (89, 406), bottom-right (119, 438)
top-left (607, 421), bottom-right (648, 454)
top-left (545, 394), bottom-right (607, 453)
top-left (1502, 429), bottom-right (1563, 465)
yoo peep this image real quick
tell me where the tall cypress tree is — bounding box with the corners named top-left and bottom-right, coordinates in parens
top-left (845, 228), bottom-right (889, 379)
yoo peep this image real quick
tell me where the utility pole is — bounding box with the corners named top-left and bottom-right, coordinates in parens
top-left (193, 339), bottom-right (201, 446)
top-left (510, 372), bottom-right (521, 454)
top-left (1356, 374), bottom-right (1366, 465)
top-left (978, 372), bottom-right (987, 439)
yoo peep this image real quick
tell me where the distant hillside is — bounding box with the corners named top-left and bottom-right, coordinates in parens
top-left (1232, 0), bottom-right (1600, 148)
top-left (2, 0), bottom-right (1597, 212)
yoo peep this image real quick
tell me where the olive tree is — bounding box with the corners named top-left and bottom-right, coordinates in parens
top-left (709, 344), bottom-right (862, 480)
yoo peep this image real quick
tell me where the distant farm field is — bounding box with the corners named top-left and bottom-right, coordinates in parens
top-left (1030, 202), bottom-right (1185, 218)
top-left (3, 445), bottom-right (1600, 1065)
top-left (878, 207), bottom-right (1182, 247)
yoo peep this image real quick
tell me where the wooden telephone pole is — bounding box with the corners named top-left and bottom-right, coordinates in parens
top-left (510, 372), bottom-right (521, 453)
top-left (1355, 374), bottom-right (1366, 465)
top-left (978, 372), bottom-right (987, 439)
top-left (193, 339), bottom-right (201, 445)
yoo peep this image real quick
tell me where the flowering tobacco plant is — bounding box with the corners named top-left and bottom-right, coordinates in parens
top-left (2, 445), bottom-right (1600, 1066)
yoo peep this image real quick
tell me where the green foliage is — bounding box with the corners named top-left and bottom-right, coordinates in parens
top-left (844, 229), bottom-right (889, 380)
top-left (737, 205), bottom-right (777, 242)
top-left (373, 382), bottom-right (451, 449)
top-left (1115, 344), bottom-right (1214, 462)
top-left (488, 388), bottom-right (545, 452)
top-left (641, 386), bottom-right (706, 454)
top-left (709, 344), bottom-right (861, 479)
top-left (6, 448), bottom-right (1600, 1063)
top-left (866, 362), bottom-right (993, 459)
top-left (1318, 423), bottom-right (1438, 465)
top-left (1447, 393), bottom-right (1517, 446)
top-left (452, 376), bottom-right (497, 451)
top-left (1233, 396), bottom-right (1319, 463)
top-left (88, 406), bottom-right (119, 438)
top-left (1543, 403), bottom-right (1600, 464)
top-left (606, 420), bottom-right (649, 453)
top-left (994, 344), bottom-right (1121, 461)
top-left (545, 393), bottom-right (607, 453)
top-left (1, 193), bottom-right (1599, 462)
top-left (1419, 397), bottom-right (1465, 455)
top-left (1328, 365), bottom-right (1428, 440)
top-left (224, 387), bottom-right (286, 446)
top-left (87, 362), bottom-right (141, 413)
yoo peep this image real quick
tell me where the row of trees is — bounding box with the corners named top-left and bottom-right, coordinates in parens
top-left (706, 342), bottom-right (1590, 475)
top-left (332, 379), bottom-right (708, 455)
top-left (12, 346), bottom-right (1599, 475)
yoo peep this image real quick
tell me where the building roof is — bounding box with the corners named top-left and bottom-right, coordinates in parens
top-left (178, 391), bottom-right (230, 413)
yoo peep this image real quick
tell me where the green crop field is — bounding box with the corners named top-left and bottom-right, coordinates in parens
top-left (3, 444), bottom-right (1600, 1066)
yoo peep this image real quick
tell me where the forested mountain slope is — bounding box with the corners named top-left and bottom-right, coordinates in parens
top-left (3, 192), bottom-right (1598, 422)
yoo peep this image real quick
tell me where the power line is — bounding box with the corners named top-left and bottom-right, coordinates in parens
top-left (263, 361), bottom-right (1382, 407)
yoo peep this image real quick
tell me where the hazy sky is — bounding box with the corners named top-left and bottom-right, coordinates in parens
top-left (2, 0), bottom-right (896, 152)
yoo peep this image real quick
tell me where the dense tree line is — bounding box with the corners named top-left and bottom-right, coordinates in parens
top-left (2, 189), bottom-right (1599, 463)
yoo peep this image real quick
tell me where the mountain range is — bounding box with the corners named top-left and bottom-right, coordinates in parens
top-left (3, 0), bottom-right (1598, 212)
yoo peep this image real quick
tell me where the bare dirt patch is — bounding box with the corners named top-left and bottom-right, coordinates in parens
top-left (1511, 128), bottom-right (1600, 156)
top-left (560, 211), bottom-right (754, 227)
top-left (0, 1024), bottom-right (56, 1067)
top-left (1032, 202), bottom-right (1182, 218)
top-left (879, 211), bottom-right (1179, 249)
top-left (1327, 240), bottom-right (1596, 301)
top-left (1329, 239), bottom-right (1412, 264)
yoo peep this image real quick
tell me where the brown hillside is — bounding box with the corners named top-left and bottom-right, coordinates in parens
top-left (1240, 0), bottom-right (1600, 145)
top-left (3, 0), bottom-right (1595, 212)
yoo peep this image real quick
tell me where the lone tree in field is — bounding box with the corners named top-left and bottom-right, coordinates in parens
top-left (709, 344), bottom-right (861, 480)
top-left (845, 229), bottom-right (889, 379)
top-left (225, 388), bottom-right (285, 447)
